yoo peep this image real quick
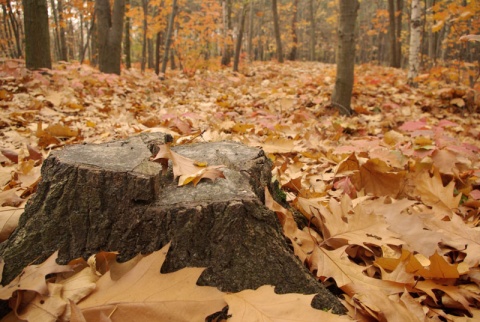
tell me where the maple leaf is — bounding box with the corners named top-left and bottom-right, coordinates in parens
top-left (224, 285), bottom-right (351, 322)
top-left (152, 144), bottom-right (225, 186)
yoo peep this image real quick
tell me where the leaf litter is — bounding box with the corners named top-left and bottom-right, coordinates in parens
top-left (0, 59), bottom-right (480, 320)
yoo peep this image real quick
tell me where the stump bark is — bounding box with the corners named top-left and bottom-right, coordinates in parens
top-left (0, 133), bottom-right (346, 314)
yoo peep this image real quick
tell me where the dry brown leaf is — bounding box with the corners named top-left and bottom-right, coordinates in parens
top-left (0, 251), bottom-right (72, 300)
top-left (77, 244), bottom-right (226, 321)
top-left (225, 285), bottom-right (351, 322)
top-left (152, 144), bottom-right (225, 186)
top-left (414, 170), bottom-right (461, 218)
top-left (0, 207), bottom-right (23, 242)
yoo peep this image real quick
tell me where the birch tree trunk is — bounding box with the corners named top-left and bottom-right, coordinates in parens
top-left (407, 0), bottom-right (422, 86)
top-left (331, 0), bottom-right (359, 116)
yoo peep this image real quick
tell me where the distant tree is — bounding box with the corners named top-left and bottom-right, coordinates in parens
top-left (288, 0), bottom-right (299, 61)
top-left (141, 0), bottom-right (149, 72)
top-left (233, 1), bottom-right (248, 72)
top-left (23, 0), bottom-right (51, 69)
top-left (221, 0), bottom-right (233, 66)
top-left (331, 0), bottom-right (359, 116)
top-left (160, 0), bottom-right (177, 75)
top-left (271, 0), bottom-right (283, 63)
top-left (96, 0), bottom-right (125, 75)
top-left (308, 0), bottom-right (316, 61)
top-left (124, 0), bottom-right (132, 69)
top-left (407, 0), bottom-right (422, 86)
top-left (387, 0), bottom-right (403, 68)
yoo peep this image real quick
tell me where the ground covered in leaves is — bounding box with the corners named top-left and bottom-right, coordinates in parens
top-left (1, 59), bottom-right (480, 321)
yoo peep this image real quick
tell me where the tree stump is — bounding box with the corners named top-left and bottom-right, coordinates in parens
top-left (0, 133), bottom-right (346, 314)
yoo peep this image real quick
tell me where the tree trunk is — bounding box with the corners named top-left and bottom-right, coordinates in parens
top-left (271, 0), bottom-right (283, 63)
top-left (161, 0), bottom-right (177, 75)
top-left (233, 2), bottom-right (248, 72)
top-left (308, 0), bottom-right (316, 61)
top-left (288, 0), bottom-right (298, 61)
top-left (141, 0), bottom-right (148, 72)
top-left (331, 0), bottom-right (359, 116)
top-left (0, 133), bottom-right (346, 317)
top-left (395, 0), bottom-right (403, 66)
top-left (58, 0), bottom-right (68, 61)
top-left (407, 0), bottom-right (422, 86)
top-left (3, 0), bottom-right (23, 58)
top-left (22, 0), bottom-right (52, 69)
top-left (155, 31), bottom-right (162, 74)
top-left (96, 0), bottom-right (125, 75)
top-left (50, 0), bottom-right (61, 60)
top-left (124, 0), bottom-right (132, 69)
top-left (387, 0), bottom-right (401, 68)
top-left (247, 0), bottom-right (254, 61)
top-left (427, 0), bottom-right (436, 65)
top-left (221, 0), bottom-right (233, 66)
top-left (148, 38), bottom-right (154, 69)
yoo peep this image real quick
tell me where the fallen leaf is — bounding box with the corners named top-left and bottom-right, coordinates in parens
top-left (152, 144), bottom-right (225, 186)
top-left (225, 285), bottom-right (351, 322)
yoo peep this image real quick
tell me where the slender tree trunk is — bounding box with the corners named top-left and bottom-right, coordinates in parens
top-left (96, 0), bottom-right (125, 74)
top-left (271, 0), bottom-right (283, 63)
top-left (387, 0), bottom-right (401, 67)
top-left (124, 0), bottom-right (131, 69)
top-left (221, 0), bottom-right (233, 66)
top-left (288, 0), bottom-right (298, 61)
top-left (148, 38), bottom-right (154, 69)
top-left (155, 31), bottom-right (162, 74)
top-left (308, 0), bottom-right (316, 61)
top-left (427, 0), bottom-right (436, 65)
top-left (247, 0), bottom-right (254, 61)
top-left (23, 0), bottom-right (52, 69)
top-left (407, 0), bottom-right (422, 86)
top-left (80, 13), bottom-right (95, 64)
top-left (58, 0), bottom-right (68, 61)
top-left (331, 0), bottom-right (359, 116)
top-left (5, 0), bottom-right (23, 58)
top-left (233, 2), bottom-right (247, 72)
top-left (50, 0), bottom-right (61, 60)
top-left (395, 0), bottom-right (403, 66)
top-left (161, 0), bottom-right (177, 75)
top-left (141, 0), bottom-right (148, 72)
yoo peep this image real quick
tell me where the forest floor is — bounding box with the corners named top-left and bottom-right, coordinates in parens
top-left (1, 59), bottom-right (480, 321)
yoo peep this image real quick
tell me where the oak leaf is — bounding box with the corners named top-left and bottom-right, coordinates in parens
top-left (414, 171), bottom-right (461, 218)
top-left (0, 251), bottom-right (72, 300)
top-left (77, 244), bottom-right (226, 321)
top-left (224, 285), bottom-right (351, 322)
top-left (152, 144), bottom-right (225, 186)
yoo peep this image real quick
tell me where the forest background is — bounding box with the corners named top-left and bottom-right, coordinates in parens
top-left (1, 0), bottom-right (480, 321)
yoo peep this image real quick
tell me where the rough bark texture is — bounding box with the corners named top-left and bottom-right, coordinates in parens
top-left (331, 0), bottom-right (359, 116)
top-left (22, 0), bottom-right (52, 70)
top-left (0, 133), bottom-right (346, 315)
top-left (96, 0), bottom-right (125, 75)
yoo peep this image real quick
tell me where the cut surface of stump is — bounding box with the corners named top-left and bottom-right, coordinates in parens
top-left (0, 133), bottom-right (346, 314)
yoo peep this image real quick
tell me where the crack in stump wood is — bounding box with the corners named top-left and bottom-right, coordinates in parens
top-left (0, 132), bottom-right (346, 315)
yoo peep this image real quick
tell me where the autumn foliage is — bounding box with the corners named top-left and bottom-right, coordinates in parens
top-left (1, 59), bottom-right (480, 320)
